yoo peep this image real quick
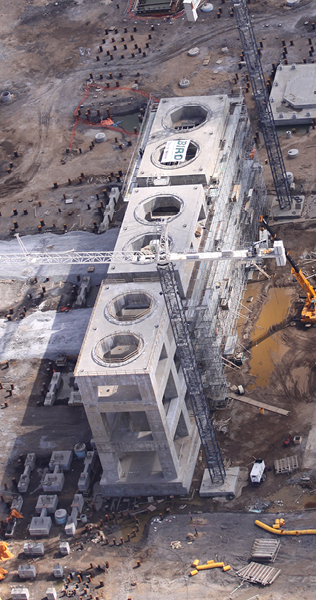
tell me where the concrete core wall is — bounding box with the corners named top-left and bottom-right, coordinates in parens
top-left (75, 94), bottom-right (264, 496)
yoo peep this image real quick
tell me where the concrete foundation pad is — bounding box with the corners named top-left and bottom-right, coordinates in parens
top-left (29, 516), bottom-right (52, 536)
top-left (270, 196), bottom-right (304, 220)
top-left (199, 467), bottom-right (240, 498)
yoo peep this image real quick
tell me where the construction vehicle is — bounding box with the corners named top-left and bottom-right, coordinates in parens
top-left (250, 460), bottom-right (266, 485)
top-left (259, 216), bottom-right (316, 325)
top-left (283, 434), bottom-right (293, 448)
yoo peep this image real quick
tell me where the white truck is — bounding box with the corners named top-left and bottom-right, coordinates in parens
top-left (250, 459), bottom-right (266, 485)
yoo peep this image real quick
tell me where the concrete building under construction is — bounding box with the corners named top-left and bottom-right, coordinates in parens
top-left (74, 93), bottom-right (267, 497)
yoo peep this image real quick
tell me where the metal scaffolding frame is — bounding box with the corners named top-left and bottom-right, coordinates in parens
top-left (189, 97), bottom-right (267, 408)
top-left (232, 0), bottom-right (291, 210)
top-left (157, 258), bottom-right (226, 485)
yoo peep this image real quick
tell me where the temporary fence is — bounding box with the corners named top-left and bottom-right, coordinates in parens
top-left (69, 84), bottom-right (159, 148)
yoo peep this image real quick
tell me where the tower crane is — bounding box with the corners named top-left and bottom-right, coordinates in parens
top-left (1, 232), bottom-right (285, 485)
top-left (231, 0), bottom-right (292, 211)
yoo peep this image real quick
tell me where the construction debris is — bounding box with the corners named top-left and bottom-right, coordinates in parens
top-left (250, 539), bottom-right (281, 562)
top-left (170, 541), bottom-right (182, 549)
top-left (236, 561), bottom-right (281, 585)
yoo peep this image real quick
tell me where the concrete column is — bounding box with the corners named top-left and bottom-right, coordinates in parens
top-left (146, 409), bottom-right (179, 478)
top-left (85, 408), bottom-right (122, 481)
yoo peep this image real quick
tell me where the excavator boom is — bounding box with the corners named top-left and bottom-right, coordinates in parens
top-left (259, 216), bottom-right (316, 324)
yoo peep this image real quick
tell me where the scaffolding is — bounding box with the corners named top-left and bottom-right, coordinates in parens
top-left (187, 96), bottom-right (267, 408)
top-left (232, 0), bottom-right (291, 211)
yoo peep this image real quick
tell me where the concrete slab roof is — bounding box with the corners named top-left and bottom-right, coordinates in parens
top-left (136, 95), bottom-right (230, 185)
top-left (270, 63), bottom-right (316, 125)
top-left (74, 280), bottom-right (168, 379)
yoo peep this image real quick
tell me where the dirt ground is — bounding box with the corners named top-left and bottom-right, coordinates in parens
top-left (3, 0), bottom-right (316, 598)
top-left (1, 0), bottom-right (316, 236)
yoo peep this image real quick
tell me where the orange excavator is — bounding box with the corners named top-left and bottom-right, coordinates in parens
top-left (259, 215), bottom-right (316, 325)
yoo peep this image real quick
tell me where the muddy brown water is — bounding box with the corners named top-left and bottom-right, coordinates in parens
top-left (248, 287), bottom-right (292, 389)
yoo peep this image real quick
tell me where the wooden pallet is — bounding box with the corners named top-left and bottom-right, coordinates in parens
top-left (237, 561), bottom-right (281, 585)
top-left (250, 539), bottom-right (281, 563)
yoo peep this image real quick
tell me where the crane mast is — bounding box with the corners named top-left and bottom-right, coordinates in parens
top-left (232, 0), bottom-right (292, 211)
top-left (157, 227), bottom-right (226, 484)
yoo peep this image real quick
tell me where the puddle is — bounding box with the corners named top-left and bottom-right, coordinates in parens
top-left (112, 111), bottom-right (140, 132)
top-left (248, 287), bottom-right (292, 389)
top-left (0, 140), bottom-right (15, 155)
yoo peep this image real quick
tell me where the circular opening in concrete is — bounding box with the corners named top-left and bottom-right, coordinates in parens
top-left (151, 141), bottom-right (199, 169)
top-left (106, 291), bottom-right (154, 323)
top-left (93, 333), bottom-right (144, 367)
top-left (1, 91), bottom-right (13, 103)
top-left (163, 105), bottom-right (209, 131)
top-left (123, 232), bottom-right (173, 253)
top-left (134, 194), bottom-right (183, 224)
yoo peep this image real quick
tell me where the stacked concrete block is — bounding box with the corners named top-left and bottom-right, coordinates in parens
top-left (44, 372), bottom-right (62, 406)
top-left (74, 277), bottom-right (91, 308)
top-left (11, 495), bottom-right (23, 513)
top-left (42, 465), bottom-right (65, 493)
top-left (99, 187), bottom-right (120, 232)
top-left (46, 588), bottom-right (57, 600)
top-left (29, 508), bottom-right (52, 536)
top-left (23, 542), bottom-right (45, 556)
top-left (77, 450), bottom-right (96, 492)
top-left (17, 454), bottom-right (36, 493)
top-left (59, 541), bottom-right (70, 555)
top-left (11, 589), bottom-right (30, 600)
top-left (68, 390), bottom-right (82, 406)
top-left (53, 564), bottom-right (64, 578)
top-left (49, 451), bottom-right (73, 471)
top-left (36, 495), bottom-right (58, 514)
top-left (71, 493), bottom-right (84, 513)
top-left (18, 565), bottom-right (37, 579)
top-left (65, 493), bottom-right (84, 536)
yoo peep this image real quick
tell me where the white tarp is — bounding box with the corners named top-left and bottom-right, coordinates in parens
top-left (161, 140), bottom-right (190, 164)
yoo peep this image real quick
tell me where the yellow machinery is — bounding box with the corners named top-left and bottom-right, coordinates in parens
top-left (259, 216), bottom-right (316, 324)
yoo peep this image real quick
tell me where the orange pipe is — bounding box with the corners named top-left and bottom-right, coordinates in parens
top-left (196, 562), bottom-right (225, 570)
top-left (255, 520), bottom-right (316, 535)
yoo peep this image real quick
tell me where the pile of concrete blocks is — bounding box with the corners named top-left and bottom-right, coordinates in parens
top-left (44, 372), bottom-right (62, 407)
top-left (17, 453), bottom-right (36, 493)
top-left (65, 493), bottom-right (84, 536)
top-left (68, 390), bottom-right (82, 406)
top-left (46, 588), bottom-right (57, 600)
top-left (99, 187), bottom-right (120, 233)
top-left (12, 589), bottom-right (30, 600)
top-left (74, 277), bottom-right (91, 308)
top-left (42, 465), bottom-right (65, 493)
top-left (29, 507), bottom-right (52, 537)
top-left (23, 542), bottom-right (45, 557)
top-left (78, 450), bottom-right (96, 492)
top-left (18, 565), bottom-right (37, 580)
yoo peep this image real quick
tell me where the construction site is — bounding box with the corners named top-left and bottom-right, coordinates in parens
top-left (2, 0), bottom-right (316, 598)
